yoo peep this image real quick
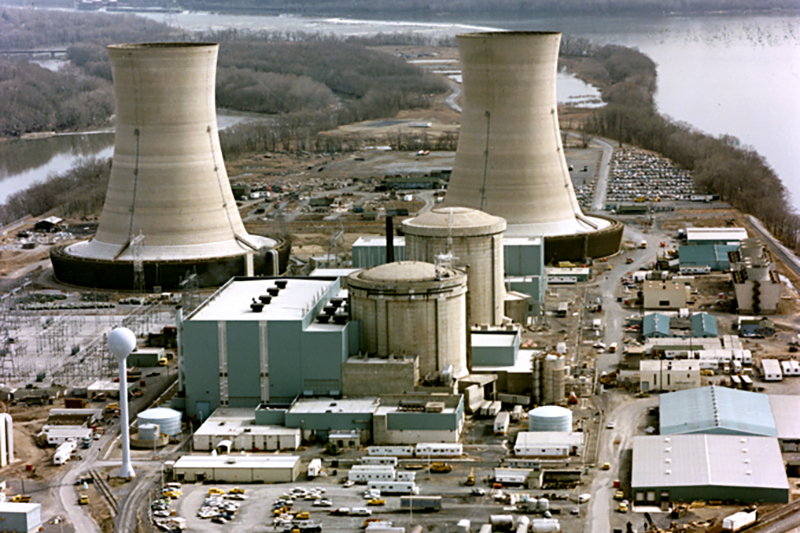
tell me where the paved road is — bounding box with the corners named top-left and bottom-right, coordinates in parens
top-left (591, 138), bottom-right (615, 212)
top-left (445, 80), bottom-right (462, 113)
top-left (747, 215), bottom-right (800, 278)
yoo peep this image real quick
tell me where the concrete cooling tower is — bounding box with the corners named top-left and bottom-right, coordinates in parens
top-left (444, 32), bottom-right (622, 263)
top-left (51, 43), bottom-right (286, 290)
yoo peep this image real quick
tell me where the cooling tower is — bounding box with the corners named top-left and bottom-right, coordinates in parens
top-left (444, 32), bottom-right (622, 263)
top-left (51, 43), bottom-right (286, 290)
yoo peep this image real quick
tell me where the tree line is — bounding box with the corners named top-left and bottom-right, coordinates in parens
top-left (569, 40), bottom-right (800, 252)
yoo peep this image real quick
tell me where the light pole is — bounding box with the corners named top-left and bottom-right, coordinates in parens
top-left (109, 327), bottom-right (137, 479)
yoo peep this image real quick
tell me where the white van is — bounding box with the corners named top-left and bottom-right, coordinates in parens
top-left (350, 508), bottom-right (372, 516)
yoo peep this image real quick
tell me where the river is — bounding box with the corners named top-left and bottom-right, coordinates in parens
top-left (2, 10), bottom-right (798, 211)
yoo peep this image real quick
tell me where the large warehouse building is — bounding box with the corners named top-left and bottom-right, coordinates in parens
top-left (631, 435), bottom-right (789, 504)
top-left (172, 455), bottom-right (301, 483)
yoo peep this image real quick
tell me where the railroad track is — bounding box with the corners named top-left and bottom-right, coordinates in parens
top-left (89, 468), bottom-right (118, 515)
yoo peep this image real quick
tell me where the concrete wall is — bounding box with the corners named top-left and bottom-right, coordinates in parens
top-left (341, 356), bottom-right (419, 397)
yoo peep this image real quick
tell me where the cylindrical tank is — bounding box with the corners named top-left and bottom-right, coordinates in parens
top-left (348, 261), bottom-right (468, 378)
top-left (542, 354), bottom-right (566, 405)
top-left (490, 515), bottom-right (514, 532)
top-left (138, 422), bottom-right (160, 441)
top-left (403, 207), bottom-right (506, 326)
top-left (137, 407), bottom-right (181, 436)
top-left (530, 519), bottom-right (560, 533)
top-left (54, 43), bottom-right (278, 289)
top-left (443, 31), bottom-right (622, 261)
top-left (537, 497), bottom-right (549, 512)
top-left (528, 405), bottom-right (572, 432)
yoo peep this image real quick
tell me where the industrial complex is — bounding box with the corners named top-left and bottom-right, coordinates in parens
top-left (0, 30), bottom-right (799, 533)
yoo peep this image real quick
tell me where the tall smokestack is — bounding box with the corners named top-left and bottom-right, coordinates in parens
top-left (444, 32), bottom-right (622, 260)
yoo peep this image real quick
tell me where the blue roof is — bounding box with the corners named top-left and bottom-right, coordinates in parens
top-left (660, 386), bottom-right (777, 437)
top-left (679, 243), bottom-right (740, 270)
top-left (691, 313), bottom-right (718, 337)
top-left (643, 313), bottom-right (670, 338)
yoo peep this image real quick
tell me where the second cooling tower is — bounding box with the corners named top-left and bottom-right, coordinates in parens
top-left (51, 43), bottom-right (285, 290)
top-left (444, 31), bottom-right (622, 262)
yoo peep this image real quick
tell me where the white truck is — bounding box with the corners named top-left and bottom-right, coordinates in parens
top-left (722, 510), bottom-right (757, 532)
top-left (54, 439), bottom-right (77, 466)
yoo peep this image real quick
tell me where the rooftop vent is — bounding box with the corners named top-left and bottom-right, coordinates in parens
top-left (258, 295), bottom-right (272, 305)
top-left (275, 280), bottom-right (288, 289)
top-left (333, 315), bottom-right (348, 325)
top-left (250, 299), bottom-right (264, 312)
top-left (330, 297), bottom-right (344, 307)
top-left (267, 287), bottom-right (281, 297)
top-left (324, 306), bottom-right (338, 316)
top-left (317, 314), bottom-right (331, 324)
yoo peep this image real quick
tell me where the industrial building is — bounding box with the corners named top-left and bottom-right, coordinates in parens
top-left (631, 435), bottom-right (789, 504)
top-left (192, 408), bottom-right (300, 452)
top-left (51, 43), bottom-right (285, 290)
top-left (638, 360), bottom-right (700, 392)
top-left (678, 243), bottom-right (740, 271)
top-left (729, 239), bottom-right (782, 315)
top-left (179, 276), bottom-right (361, 419)
top-left (768, 395), bottom-right (800, 452)
top-left (684, 227), bottom-right (749, 245)
top-left (643, 313), bottom-right (670, 339)
top-left (659, 386), bottom-right (777, 437)
top-left (172, 454), bottom-right (301, 483)
top-left (0, 503), bottom-right (42, 533)
top-left (352, 236), bottom-right (406, 269)
top-left (513, 431), bottom-right (584, 457)
top-left (443, 31), bottom-right (623, 262)
top-left (642, 281), bottom-right (687, 310)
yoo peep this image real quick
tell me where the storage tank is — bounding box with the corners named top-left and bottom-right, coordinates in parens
top-left (528, 405), bottom-right (572, 432)
top-left (137, 422), bottom-right (160, 441)
top-left (348, 261), bottom-right (468, 378)
top-left (51, 42), bottom-right (284, 290)
top-left (537, 497), bottom-right (549, 512)
top-left (444, 31), bottom-right (622, 262)
top-left (137, 407), bottom-right (181, 436)
top-left (403, 207), bottom-right (506, 326)
top-left (531, 519), bottom-right (560, 533)
top-left (542, 354), bottom-right (566, 405)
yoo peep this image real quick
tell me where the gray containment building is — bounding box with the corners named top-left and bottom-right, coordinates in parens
top-left (403, 207), bottom-right (506, 327)
top-left (51, 43), bottom-right (285, 290)
top-left (443, 32), bottom-right (622, 263)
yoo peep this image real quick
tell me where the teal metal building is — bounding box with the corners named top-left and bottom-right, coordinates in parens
top-left (352, 236), bottom-right (406, 268)
top-left (471, 331), bottom-right (520, 367)
top-left (180, 277), bottom-right (362, 420)
top-left (659, 386), bottom-right (777, 437)
top-left (643, 313), bottom-right (670, 339)
top-left (678, 243), bottom-right (740, 271)
top-left (690, 313), bottom-right (717, 338)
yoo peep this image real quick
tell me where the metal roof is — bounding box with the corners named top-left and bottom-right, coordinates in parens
top-left (632, 435), bottom-right (788, 491)
top-left (643, 313), bottom-right (670, 338)
top-left (685, 227), bottom-right (748, 243)
top-left (690, 313), bottom-right (718, 337)
top-left (660, 386), bottom-right (777, 437)
top-left (678, 243), bottom-right (739, 269)
top-left (768, 395), bottom-right (800, 440)
top-left (174, 454), bottom-right (299, 469)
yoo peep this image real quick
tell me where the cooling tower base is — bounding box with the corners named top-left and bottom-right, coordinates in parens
top-left (543, 216), bottom-right (624, 264)
top-left (50, 238), bottom-right (290, 291)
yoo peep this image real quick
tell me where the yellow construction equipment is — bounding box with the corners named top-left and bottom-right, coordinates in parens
top-left (466, 467), bottom-right (475, 486)
top-left (429, 462), bottom-right (452, 474)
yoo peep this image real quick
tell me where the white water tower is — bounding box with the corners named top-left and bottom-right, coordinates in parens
top-left (109, 327), bottom-right (137, 479)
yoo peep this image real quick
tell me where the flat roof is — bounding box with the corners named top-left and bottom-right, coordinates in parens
top-left (309, 268), bottom-right (361, 278)
top-left (174, 454), bottom-right (299, 469)
top-left (640, 360), bottom-right (699, 371)
top-left (503, 237), bottom-right (542, 246)
top-left (660, 386), bottom-right (777, 437)
top-left (632, 434), bottom-right (788, 490)
top-left (472, 332), bottom-right (517, 348)
top-left (472, 349), bottom-right (535, 374)
top-left (352, 236), bottom-right (406, 247)
top-left (195, 408), bottom-right (300, 438)
top-left (515, 431), bottom-right (584, 446)
top-left (769, 395), bottom-right (800, 440)
top-left (190, 278), bottom-right (334, 322)
top-left (686, 227), bottom-right (748, 243)
top-left (288, 397), bottom-right (379, 415)
top-left (0, 502), bottom-right (41, 513)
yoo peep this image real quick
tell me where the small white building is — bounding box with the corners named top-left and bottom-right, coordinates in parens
top-left (494, 467), bottom-right (531, 485)
top-left (41, 426), bottom-right (92, 446)
top-left (87, 380), bottom-right (120, 400)
top-left (513, 431), bottom-right (584, 457)
top-left (0, 502), bottom-right (42, 533)
top-left (192, 408), bottom-right (301, 452)
top-left (639, 360), bottom-right (701, 392)
top-left (780, 360), bottom-right (800, 377)
top-left (348, 465), bottom-right (396, 483)
top-left (173, 454), bottom-right (301, 483)
top-left (762, 359), bottom-right (783, 381)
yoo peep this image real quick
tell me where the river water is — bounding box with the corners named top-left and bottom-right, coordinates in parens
top-left (2, 10), bottom-right (798, 210)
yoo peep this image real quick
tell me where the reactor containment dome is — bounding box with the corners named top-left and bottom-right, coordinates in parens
top-left (443, 31), bottom-right (622, 263)
top-left (51, 43), bottom-right (286, 290)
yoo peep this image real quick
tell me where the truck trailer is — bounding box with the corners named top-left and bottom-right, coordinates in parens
top-left (400, 496), bottom-right (441, 512)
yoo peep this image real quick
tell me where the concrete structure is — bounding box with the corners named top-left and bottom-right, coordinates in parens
top-left (404, 207), bottom-right (506, 326)
top-left (659, 386), bottom-right (777, 437)
top-left (192, 408), bottom-right (301, 451)
top-left (513, 431), bottom-right (583, 457)
top-left (528, 406), bottom-right (572, 433)
top-left (137, 407), bottom-right (181, 436)
top-left (0, 503), bottom-right (42, 533)
top-left (181, 277), bottom-right (360, 418)
top-left (631, 435), bottom-right (789, 504)
top-left (643, 281), bottom-right (687, 310)
top-left (51, 43), bottom-right (282, 290)
top-left (348, 262), bottom-right (468, 379)
top-left (639, 360), bottom-right (700, 392)
top-left (341, 355), bottom-right (419, 397)
top-left (173, 454), bottom-right (301, 483)
top-left (541, 355), bottom-right (566, 405)
top-left (443, 31), bottom-right (622, 262)
top-left (730, 239), bottom-right (782, 315)
top-left (472, 330), bottom-right (520, 367)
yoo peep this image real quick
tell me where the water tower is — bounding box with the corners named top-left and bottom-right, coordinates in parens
top-left (109, 327), bottom-right (137, 479)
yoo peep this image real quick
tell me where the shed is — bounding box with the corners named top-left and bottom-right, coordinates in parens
top-left (173, 454), bottom-right (300, 483)
top-left (34, 216), bottom-right (63, 232)
top-left (127, 347), bottom-right (165, 367)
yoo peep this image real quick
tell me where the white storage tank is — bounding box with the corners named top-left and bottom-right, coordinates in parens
top-left (137, 407), bottom-right (181, 436)
top-left (138, 423), bottom-right (160, 441)
top-left (531, 518), bottom-right (560, 533)
top-left (403, 207), bottom-right (506, 326)
top-left (528, 405), bottom-right (572, 432)
top-left (348, 261), bottom-right (468, 378)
